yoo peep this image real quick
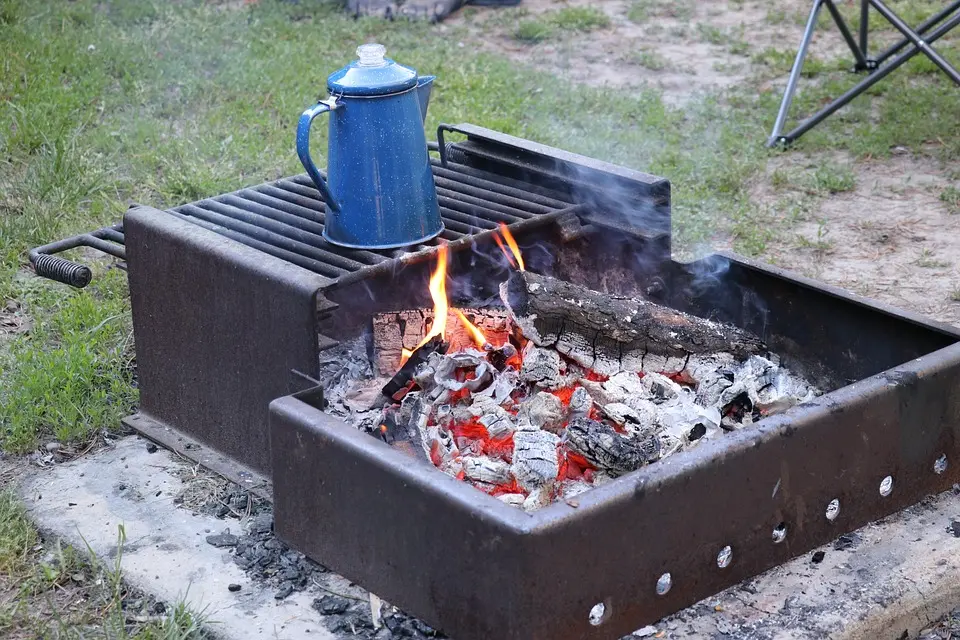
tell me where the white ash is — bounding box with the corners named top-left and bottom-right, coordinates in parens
top-left (462, 456), bottom-right (511, 485)
top-left (600, 403), bottom-right (651, 437)
top-left (497, 493), bottom-right (526, 507)
top-left (519, 391), bottom-right (564, 432)
top-left (603, 371), bottom-right (648, 403)
top-left (568, 386), bottom-right (593, 418)
top-left (511, 426), bottom-right (560, 490)
top-left (641, 372), bottom-right (684, 403)
top-left (519, 345), bottom-right (565, 389)
top-left (434, 351), bottom-right (492, 392)
top-left (522, 486), bottom-right (554, 513)
top-left (473, 366), bottom-right (519, 405)
top-left (637, 353), bottom-right (689, 375)
top-left (565, 417), bottom-right (661, 476)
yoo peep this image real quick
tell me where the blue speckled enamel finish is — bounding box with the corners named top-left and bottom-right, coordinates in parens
top-left (327, 57), bottom-right (417, 97)
top-left (296, 57), bottom-right (442, 249)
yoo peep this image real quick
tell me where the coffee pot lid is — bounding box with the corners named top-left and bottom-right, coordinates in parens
top-left (327, 44), bottom-right (418, 97)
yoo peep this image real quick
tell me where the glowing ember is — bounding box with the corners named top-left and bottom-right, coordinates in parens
top-left (496, 223), bottom-right (525, 271)
top-left (454, 309), bottom-right (488, 349)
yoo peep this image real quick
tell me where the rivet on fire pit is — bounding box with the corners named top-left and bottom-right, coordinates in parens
top-left (934, 454), bottom-right (948, 475)
top-left (588, 601), bottom-right (610, 626)
top-left (825, 498), bottom-right (841, 522)
top-left (655, 572), bottom-right (672, 596)
top-left (772, 522), bottom-right (788, 544)
top-left (879, 475), bottom-right (894, 497)
top-left (716, 545), bottom-right (733, 569)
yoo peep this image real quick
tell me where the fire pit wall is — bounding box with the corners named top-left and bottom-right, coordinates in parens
top-left (270, 224), bottom-right (960, 640)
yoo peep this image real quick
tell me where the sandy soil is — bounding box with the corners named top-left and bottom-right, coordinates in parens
top-left (443, 0), bottom-right (851, 104)
top-left (757, 152), bottom-right (960, 326)
top-left (445, 0), bottom-right (960, 328)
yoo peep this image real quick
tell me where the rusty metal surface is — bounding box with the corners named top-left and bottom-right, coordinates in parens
top-left (124, 205), bottom-right (330, 475)
top-left (270, 248), bottom-right (960, 640)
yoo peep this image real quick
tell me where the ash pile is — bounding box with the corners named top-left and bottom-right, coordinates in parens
top-left (324, 269), bottom-right (819, 513)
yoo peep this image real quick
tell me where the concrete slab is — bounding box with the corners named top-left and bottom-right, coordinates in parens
top-left (17, 437), bottom-right (335, 640)
top-left (13, 435), bottom-right (960, 640)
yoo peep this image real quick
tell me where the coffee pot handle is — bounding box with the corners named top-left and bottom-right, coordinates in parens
top-left (296, 99), bottom-right (341, 212)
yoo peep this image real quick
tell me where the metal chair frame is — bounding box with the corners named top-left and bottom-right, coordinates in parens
top-left (767, 0), bottom-right (960, 147)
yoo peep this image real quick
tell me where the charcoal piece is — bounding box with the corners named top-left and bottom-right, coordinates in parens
top-left (472, 367), bottom-right (519, 406)
top-left (313, 595), bottom-right (351, 615)
top-left (462, 456), bottom-right (511, 485)
top-left (485, 342), bottom-right (517, 371)
top-left (228, 583), bottom-right (241, 592)
top-left (811, 550), bottom-right (826, 564)
top-left (434, 351), bottom-right (492, 393)
top-left (250, 513), bottom-right (273, 535)
top-left (600, 403), bottom-right (644, 432)
top-left (565, 416), bottom-right (660, 476)
top-left (205, 532), bottom-right (238, 548)
top-left (500, 270), bottom-right (764, 361)
top-left (833, 533), bottom-right (861, 551)
top-left (274, 582), bottom-right (294, 599)
top-left (519, 391), bottom-right (564, 431)
top-left (568, 386), bottom-right (593, 418)
top-left (641, 372), bottom-right (683, 403)
top-left (511, 427), bottom-right (560, 490)
top-left (519, 345), bottom-right (564, 389)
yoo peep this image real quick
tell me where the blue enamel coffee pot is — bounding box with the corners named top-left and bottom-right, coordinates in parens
top-left (296, 44), bottom-right (443, 250)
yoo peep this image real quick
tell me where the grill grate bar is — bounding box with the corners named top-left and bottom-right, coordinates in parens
top-left (178, 203), bottom-right (355, 276)
top-left (166, 208), bottom-right (341, 280)
top-left (430, 162), bottom-right (572, 210)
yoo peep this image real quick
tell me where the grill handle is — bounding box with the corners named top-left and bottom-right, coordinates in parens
top-left (30, 253), bottom-right (92, 288)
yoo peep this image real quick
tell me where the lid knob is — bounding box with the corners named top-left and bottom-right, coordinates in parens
top-left (357, 43), bottom-right (387, 68)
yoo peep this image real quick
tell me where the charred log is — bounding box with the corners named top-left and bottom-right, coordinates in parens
top-left (499, 271), bottom-right (763, 371)
top-left (565, 416), bottom-right (661, 476)
top-left (372, 308), bottom-right (510, 375)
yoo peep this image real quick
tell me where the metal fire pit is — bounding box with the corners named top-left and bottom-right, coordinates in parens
top-left (30, 124), bottom-right (960, 639)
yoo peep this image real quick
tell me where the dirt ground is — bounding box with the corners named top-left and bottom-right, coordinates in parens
top-left (445, 0), bottom-right (960, 326)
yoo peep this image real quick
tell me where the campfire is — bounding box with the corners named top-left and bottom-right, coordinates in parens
top-left (321, 227), bottom-right (819, 512)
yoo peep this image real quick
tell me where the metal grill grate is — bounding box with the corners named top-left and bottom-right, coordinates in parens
top-left (32, 159), bottom-right (583, 288)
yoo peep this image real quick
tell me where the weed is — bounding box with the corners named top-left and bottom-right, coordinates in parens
top-left (628, 0), bottom-right (694, 22)
top-left (514, 19), bottom-right (553, 43)
top-left (549, 7), bottom-right (610, 32)
top-left (952, 288), bottom-right (960, 302)
top-left (629, 50), bottom-right (669, 71)
top-left (697, 23), bottom-right (728, 46)
top-left (811, 164), bottom-right (857, 194)
top-left (941, 185), bottom-right (960, 212)
top-left (915, 249), bottom-right (950, 269)
top-left (513, 7), bottom-right (609, 42)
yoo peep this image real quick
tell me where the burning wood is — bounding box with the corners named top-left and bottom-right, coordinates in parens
top-left (321, 238), bottom-right (818, 513)
top-left (500, 270), bottom-right (764, 371)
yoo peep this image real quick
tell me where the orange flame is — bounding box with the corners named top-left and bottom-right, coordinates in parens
top-left (496, 223), bottom-right (524, 271)
top-left (397, 246), bottom-right (449, 369)
top-left (454, 309), bottom-right (488, 348)
top-left (493, 232), bottom-right (517, 269)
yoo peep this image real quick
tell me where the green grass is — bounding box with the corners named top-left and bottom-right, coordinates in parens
top-left (0, 490), bottom-right (205, 637)
top-left (513, 6), bottom-right (610, 42)
top-left (629, 50), bottom-right (670, 71)
top-left (942, 185), bottom-right (960, 212)
top-left (628, 0), bottom-right (695, 23)
top-left (0, 0), bottom-right (957, 453)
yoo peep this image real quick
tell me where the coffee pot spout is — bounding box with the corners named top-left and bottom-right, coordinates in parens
top-left (416, 75), bottom-right (435, 124)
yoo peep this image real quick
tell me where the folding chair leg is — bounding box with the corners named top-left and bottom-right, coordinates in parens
top-left (766, 0), bottom-right (826, 147)
top-left (873, 0), bottom-right (960, 65)
top-left (859, 0), bottom-right (870, 63)
top-left (775, 9), bottom-right (960, 145)
top-left (870, 0), bottom-right (960, 83)
top-left (824, 0), bottom-right (870, 70)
